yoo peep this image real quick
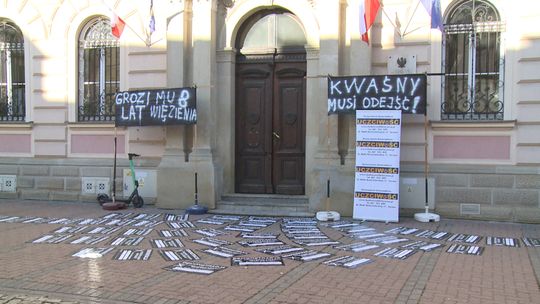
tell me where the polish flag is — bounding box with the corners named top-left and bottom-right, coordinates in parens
top-left (360, 0), bottom-right (381, 43)
top-left (111, 12), bottom-right (126, 38)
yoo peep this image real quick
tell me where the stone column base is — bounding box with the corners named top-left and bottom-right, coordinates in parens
top-left (156, 160), bottom-right (218, 210)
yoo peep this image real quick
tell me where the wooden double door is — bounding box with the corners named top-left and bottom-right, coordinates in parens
top-left (235, 54), bottom-right (306, 195)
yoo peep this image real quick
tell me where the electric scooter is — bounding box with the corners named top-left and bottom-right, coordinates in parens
top-left (97, 151), bottom-right (144, 210)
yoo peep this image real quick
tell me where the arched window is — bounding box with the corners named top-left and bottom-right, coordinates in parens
top-left (441, 0), bottom-right (504, 120)
top-left (0, 20), bottom-right (25, 121)
top-left (78, 17), bottom-right (119, 122)
top-left (236, 9), bottom-right (307, 53)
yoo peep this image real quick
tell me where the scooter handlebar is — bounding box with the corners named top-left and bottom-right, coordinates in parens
top-left (128, 153), bottom-right (140, 160)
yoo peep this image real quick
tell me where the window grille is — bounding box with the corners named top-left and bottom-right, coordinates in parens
top-left (441, 0), bottom-right (504, 121)
top-left (0, 21), bottom-right (25, 122)
top-left (78, 18), bottom-right (119, 122)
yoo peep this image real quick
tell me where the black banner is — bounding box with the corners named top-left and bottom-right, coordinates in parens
top-left (327, 74), bottom-right (426, 114)
top-left (115, 87), bottom-right (197, 126)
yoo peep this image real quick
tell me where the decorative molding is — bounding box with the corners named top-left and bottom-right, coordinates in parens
top-left (220, 0), bottom-right (235, 8)
top-left (431, 120), bottom-right (516, 131)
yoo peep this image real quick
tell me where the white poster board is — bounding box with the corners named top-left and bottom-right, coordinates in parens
top-left (353, 110), bottom-right (401, 222)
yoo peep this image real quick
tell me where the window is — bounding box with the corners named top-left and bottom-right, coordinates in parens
top-left (441, 0), bottom-right (504, 120)
top-left (0, 20), bottom-right (25, 122)
top-left (78, 17), bottom-right (119, 122)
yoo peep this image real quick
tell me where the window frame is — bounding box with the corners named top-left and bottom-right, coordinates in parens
top-left (77, 17), bottom-right (120, 123)
top-left (441, 0), bottom-right (505, 121)
top-left (0, 20), bottom-right (25, 122)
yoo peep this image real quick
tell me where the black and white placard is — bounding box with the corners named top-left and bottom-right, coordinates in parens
top-left (163, 213), bottom-right (189, 221)
top-left (52, 226), bottom-right (89, 234)
top-left (158, 249), bottom-right (200, 261)
top-left (354, 110), bottom-right (401, 222)
top-left (374, 248), bottom-right (417, 260)
top-left (333, 242), bottom-right (380, 253)
top-left (400, 241), bottom-right (444, 252)
top-left (320, 221), bottom-right (362, 229)
top-left (281, 250), bottom-right (332, 262)
top-left (150, 238), bottom-right (184, 248)
top-left (132, 220), bottom-right (163, 228)
top-left (122, 228), bottom-right (153, 236)
top-left (224, 225), bottom-right (256, 232)
top-left (293, 239), bottom-right (340, 247)
top-left (256, 245), bottom-right (306, 255)
top-left (366, 235), bottom-right (409, 245)
top-left (247, 216), bottom-right (279, 224)
top-left (446, 244), bottom-right (484, 256)
top-left (109, 237), bottom-right (145, 246)
top-left (486, 237), bottom-right (520, 247)
top-left (22, 217), bottom-right (48, 224)
top-left (239, 232), bottom-right (280, 239)
top-left (231, 256), bottom-right (284, 266)
top-left (112, 249), bottom-right (153, 261)
top-left (238, 221), bottom-right (272, 228)
top-left (238, 239), bottom-right (284, 247)
top-left (194, 228), bottom-right (229, 237)
top-left (70, 235), bottom-right (110, 245)
top-left (323, 256), bottom-right (373, 269)
top-left (159, 229), bottom-right (189, 238)
top-left (414, 230), bottom-right (450, 240)
top-left (167, 221), bottom-right (195, 229)
top-left (86, 226), bottom-right (122, 235)
top-left (386, 227), bottom-right (419, 235)
top-left (192, 237), bottom-right (231, 247)
top-left (0, 216), bottom-right (21, 223)
top-left (47, 218), bottom-right (75, 225)
top-left (346, 231), bottom-right (386, 240)
top-left (115, 87), bottom-right (196, 126)
top-left (164, 262), bottom-right (227, 275)
top-left (327, 74), bottom-right (426, 114)
top-left (447, 234), bottom-right (482, 244)
top-left (31, 234), bottom-right (73, 244)
top-left (132, 213), bottom-right (162, 221)
top-left (202, 247), bottom-right (247, 258)
top-left (72, 247), bottom-right (115, 259)
top-left (197, 219), bottom-right (227, 225)
top-left (522, 238), bottom-right (540, 247)
top-left (211, 215), bottom-right (243, 222)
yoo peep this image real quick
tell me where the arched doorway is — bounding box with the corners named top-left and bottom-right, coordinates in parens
top-left (235, 9), bottom-right (307, 195)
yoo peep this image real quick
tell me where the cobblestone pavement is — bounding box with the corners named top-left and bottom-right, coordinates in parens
top-left (0, 199), bottom-right (539, 304)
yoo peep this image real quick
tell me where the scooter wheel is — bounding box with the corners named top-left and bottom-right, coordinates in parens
top-left (97, 193), bottom-right (110, 206)
top-left (133, 195), bottom-right (144, 208)
top-left (102, 202), bottom-right (128, 210)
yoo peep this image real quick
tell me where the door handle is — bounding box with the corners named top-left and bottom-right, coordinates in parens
top-left (273, 131), bottom-right (280, 139)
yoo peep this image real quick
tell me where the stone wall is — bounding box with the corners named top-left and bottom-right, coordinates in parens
top-left (431, 165), bottom-right (540, 223)
top-left (0, 158), bottom-right (160, 204)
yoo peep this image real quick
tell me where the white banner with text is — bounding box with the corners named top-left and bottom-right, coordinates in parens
top-left (353, 110), bottom-right (401, 222)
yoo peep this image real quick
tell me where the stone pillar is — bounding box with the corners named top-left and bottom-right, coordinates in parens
top-left (308, 1), bottom-right (342, 213)
top-left (189, 0), bottom-right (219, 208)
top-left (216, 48), bottom-right (236, 193)
top-left (156, 1), bottom-right (193, 209)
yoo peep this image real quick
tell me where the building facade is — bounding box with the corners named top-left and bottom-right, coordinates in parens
top-left (0, 0), bottom-right (539, 222)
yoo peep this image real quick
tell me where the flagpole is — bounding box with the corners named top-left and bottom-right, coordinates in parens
top-left (102, 1), bottom-right (152, 47)
top-left (402, 0), bottom-right (421, 37)
top-left (380, 6), bottom-right (401, 37)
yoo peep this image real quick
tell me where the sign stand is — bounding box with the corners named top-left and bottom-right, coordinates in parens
top-left (316, 116), bottom-right (340, 222)
top-left (112, 127), bottom-right (117, 204)
top-left (414, 112), bottom-right (440, 222)
top-left (186, 124), bottom-right (208, 215)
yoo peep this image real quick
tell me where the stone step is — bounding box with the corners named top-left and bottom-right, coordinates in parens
top-left (220, 193), bottom-right (309, 205)
top-left (212, 193), bottom-right (314, 217)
